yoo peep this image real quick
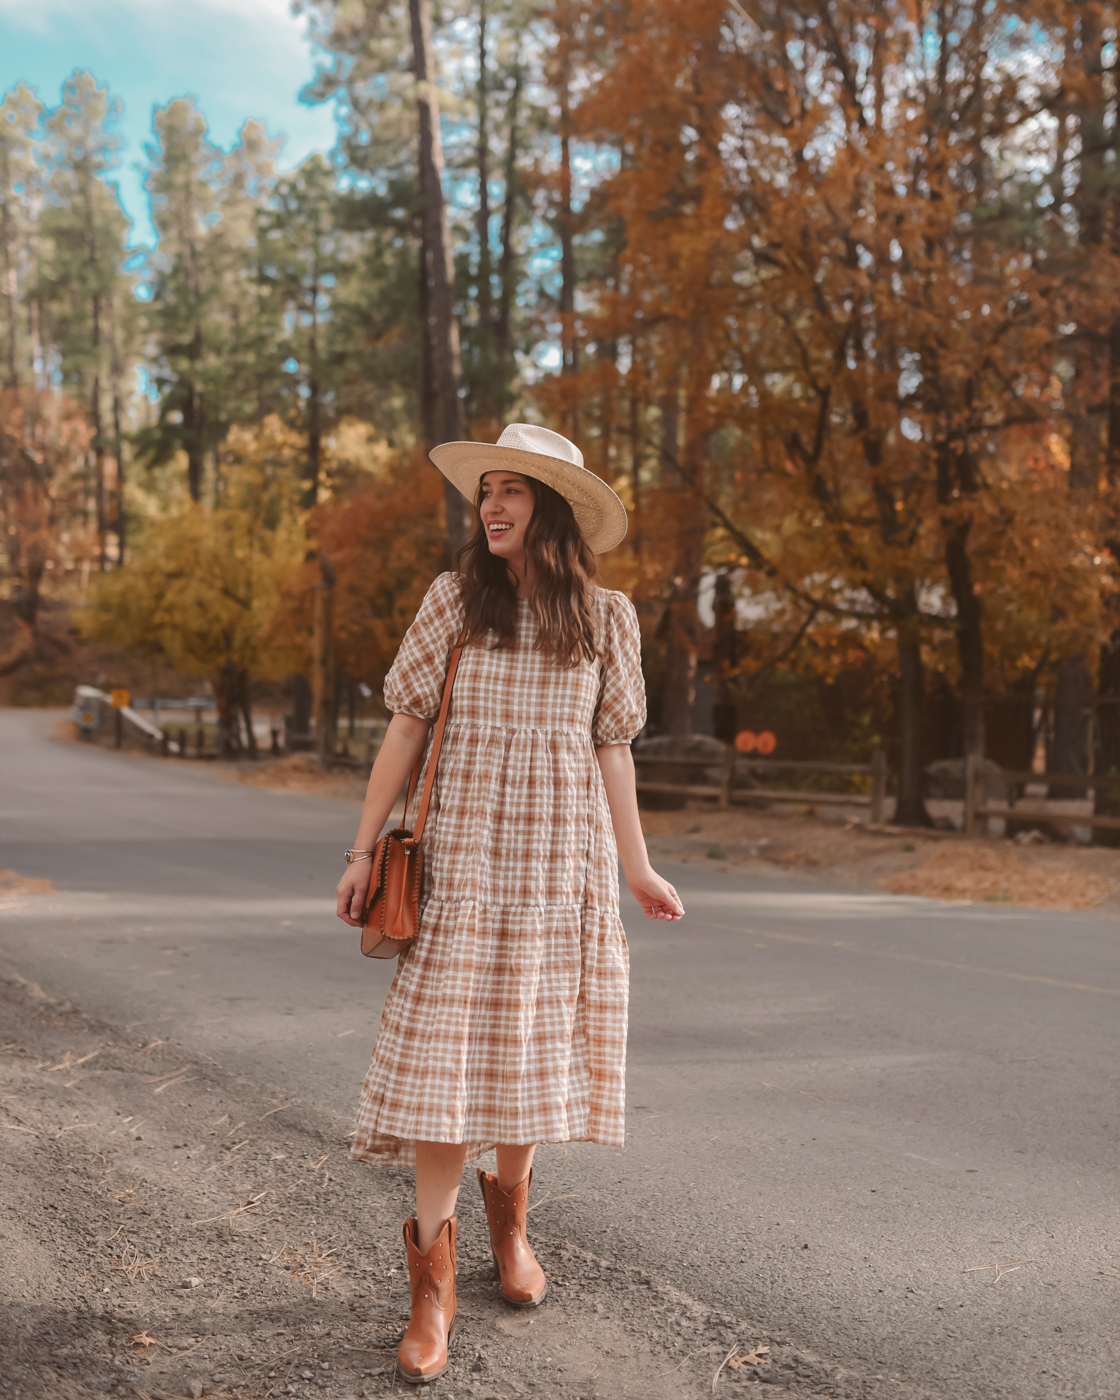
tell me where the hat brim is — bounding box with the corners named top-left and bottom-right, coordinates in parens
top-left (429, 441), bottom-right (628, 555)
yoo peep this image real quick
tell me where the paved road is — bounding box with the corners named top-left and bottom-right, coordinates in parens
top-left (2, 710), bottom-right (1117, 1399)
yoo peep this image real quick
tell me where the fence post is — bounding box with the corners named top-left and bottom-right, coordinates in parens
top-left (870, 748), bottom-right (887, 826)
top-left (718, 743), bottom-right (735, 809)
top-left (963, 751), bottom-right (980, 837)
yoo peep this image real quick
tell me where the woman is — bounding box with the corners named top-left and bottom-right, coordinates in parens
top-left (335, 423), bottom-right (684, 1384)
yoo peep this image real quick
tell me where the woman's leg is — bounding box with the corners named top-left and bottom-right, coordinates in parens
top-left (414, 1140), bottom-right (467, 1250)
top-left (495, 1143), bottom-right (536, 1191)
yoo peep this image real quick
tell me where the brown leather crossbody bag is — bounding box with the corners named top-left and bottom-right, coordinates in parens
top-left (360, 629), bottom-right (466, 958)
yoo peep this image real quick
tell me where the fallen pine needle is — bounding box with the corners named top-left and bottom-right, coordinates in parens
top-left (259, 1102), bottom-right (295, 1120)
top-left (146, 1066), bottom-right (190, 1083)
top-left (962, 1258), bottom-right (1035, 1283)
top-left (2, 1123), bottom-right (41, 1136)
top-left (48, 1050), bottom-right (100, 1073)
top-left (55, 1122), bottom-right (98, 1137)
top-left (526, 1192), bottom-right (579, 1214)
top-left (712, 1343), bottom-right (741, 1392)
top-left (193, 1189), bottom-right (276, 1226)
top-left (653, 1344), bottom-right (721, 1380)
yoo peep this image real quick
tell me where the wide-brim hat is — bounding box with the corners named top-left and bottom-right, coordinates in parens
top-left (429, 423), bottom-right (628, 554)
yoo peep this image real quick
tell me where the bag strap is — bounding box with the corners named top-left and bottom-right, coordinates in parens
top-left (403, 626), bottom-right (467, 849)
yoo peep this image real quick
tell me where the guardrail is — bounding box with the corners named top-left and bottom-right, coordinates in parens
top-left (963, 753), bottom-right (1120, 837)
top-left (635, 745), bottom-right (888, 825)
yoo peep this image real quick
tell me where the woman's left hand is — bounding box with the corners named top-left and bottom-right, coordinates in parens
top-left (626, 867), bottom-right (685, 921)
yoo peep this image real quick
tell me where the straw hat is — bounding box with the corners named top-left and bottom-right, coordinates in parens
top-left (429, 423), bottom-right (628, 555)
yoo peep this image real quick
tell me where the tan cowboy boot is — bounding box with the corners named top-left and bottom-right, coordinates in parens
top-left (477, 1167), bottom-right (548, 1307)
top-left (398, 1215), bottom-right (457, 1384)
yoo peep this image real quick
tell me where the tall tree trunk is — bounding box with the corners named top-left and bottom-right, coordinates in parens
top-left (312, 553), bottom-right (336, 763)
top-left (1, 147), bottom-right (17, 388)
top-left (944, 521), bottom-right (985, 759)
top-left (558, 54), bottom-right (578, 436)
top-left (109, 293), bottom-right (126, 562)
top-left (476, 1), bottom-right (493, 382)
top-left (894, 601), bottom-right (931, 827)
top-left (1050, 655), bottom-right (1091, 794)
top-left (305, 285), bottom-right (322, 508)
top-left (629, 369), bottom-right (642, 557)
top-left (90, 288), bottom-right (107, 571)
top-left (659, 380), bottom-right (679, 480)
top-left (238, 670), bottom-right (258, 760)
top-left (410, 0), bottom-right (467, 558)
top-left (712, 568), bottom-right (738, 743)
top-left (496, 63), bottom-right (522, 363)
top-left (418, 226), bottom-right (437, 444)
top-left (660, 405), bottom-right (708, 735)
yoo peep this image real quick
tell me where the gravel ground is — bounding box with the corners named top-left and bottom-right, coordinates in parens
top-left (0, 970), bottom-right (937, 1400)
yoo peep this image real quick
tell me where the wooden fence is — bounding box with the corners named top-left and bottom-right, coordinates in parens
top-left (963, 753), bottom-right (1120, 838)
top-left (634, 746), bottom-right (888, 826)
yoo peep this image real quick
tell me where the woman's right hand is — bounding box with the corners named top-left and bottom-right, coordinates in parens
top-left (336, 859), bottom-right (374, 927)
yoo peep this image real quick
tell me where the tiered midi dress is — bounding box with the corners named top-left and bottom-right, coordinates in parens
top-left (351, 571), bottom-right (646, 1168)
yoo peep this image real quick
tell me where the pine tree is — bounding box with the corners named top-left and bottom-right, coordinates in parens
top-left (37, 71), bottom-right (132, 567)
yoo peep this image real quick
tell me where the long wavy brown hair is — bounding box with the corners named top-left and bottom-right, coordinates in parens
top-left (456, 473), bottom-right (599, 665)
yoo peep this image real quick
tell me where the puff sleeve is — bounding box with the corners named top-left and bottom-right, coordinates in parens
top-left (591, 590), bottom-right (647, 746)
top-left (383, 573), bottom-right (465, 722)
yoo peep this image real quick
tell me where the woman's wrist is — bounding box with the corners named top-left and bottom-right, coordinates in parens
top-left (620, 856), bottom-right (654, 885)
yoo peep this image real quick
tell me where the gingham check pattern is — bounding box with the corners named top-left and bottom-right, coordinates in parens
top-left (351, 573), bottom-right (646, 1167)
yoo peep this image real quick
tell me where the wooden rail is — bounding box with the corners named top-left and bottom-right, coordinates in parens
top-left (635, 746), bottom-right (888, 825)
top-left (963, 753), bottom-right (1120, 836)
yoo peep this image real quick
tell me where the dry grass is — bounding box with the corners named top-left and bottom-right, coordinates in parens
top-left (880, 844), bottom-right (1115, 909)
top-left (0, 869), bottom-right (55, 896)
top-left (271, 1235), bottom-right (341, 1298)
top-left (232, 755), bottom-right (367, 801)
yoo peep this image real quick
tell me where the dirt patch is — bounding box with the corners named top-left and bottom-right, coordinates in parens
top-left (879, 844), bottom-right (1115, 909)
top-left (231, 756), bottom-right (369, 803)
top-left (0, 869), bottom-right (55, 896)
top-left (639, 802), bottom-right (1120, 915)
top-left (0, 970), bottom-right (932, 1400)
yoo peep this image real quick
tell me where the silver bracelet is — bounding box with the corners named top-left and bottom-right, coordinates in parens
top-left (345, 849), bottom-right (374, 864)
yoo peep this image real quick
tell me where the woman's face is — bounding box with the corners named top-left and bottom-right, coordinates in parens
top-left (479, 471), bottom-right (536, 560)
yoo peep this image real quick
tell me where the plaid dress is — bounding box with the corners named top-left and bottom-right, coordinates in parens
top-left (351, 572), bottom-right (645, 1167)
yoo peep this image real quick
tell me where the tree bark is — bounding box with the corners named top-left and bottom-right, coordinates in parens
top-left (659, 409), bottom-right (708, 736)
top-left (894, 604), bottom-right (932, 827)
top-left (1051, 654), bottom-right (1091, 795)
top-left (558, 54), bottom-right (578, 436)
top-left (410, 0), bottom-right (467, 557)
top-left (711, 568), bottom-right (738, 743)
top-left (496, 63), bottom-right (522, 362)
top-left (108, 289), bottom-right (126, 561)
top-left (1, 143), bottom-right (17, 388)
top-left (943, 521), bottom-right (985, 759)
top-left (476, 2), bottom-right (492, 354)
top-left (312, 552), bottom-right (336, 763)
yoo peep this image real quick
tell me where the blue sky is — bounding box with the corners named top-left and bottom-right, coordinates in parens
top-left (0, 0), bottom-right (338, 246)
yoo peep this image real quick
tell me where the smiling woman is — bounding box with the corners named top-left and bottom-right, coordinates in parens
top-left (0, 0), bottom-right (335, 244)
top-left (334, 421), bottom-right (684, 1385)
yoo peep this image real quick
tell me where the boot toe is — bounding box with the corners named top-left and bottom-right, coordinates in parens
top-left (398, 1339), bottom-right (451, 1382)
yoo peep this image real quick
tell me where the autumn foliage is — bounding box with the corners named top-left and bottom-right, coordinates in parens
top-left (8, 4), bottom-right (1120, 823)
